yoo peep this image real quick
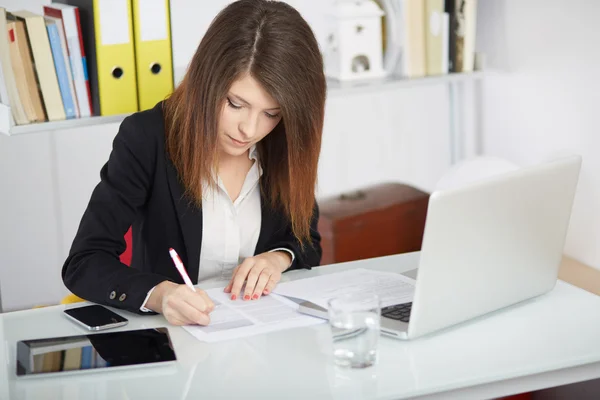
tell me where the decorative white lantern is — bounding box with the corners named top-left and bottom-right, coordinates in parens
top-left (324, 0), bottom-right (386, 81)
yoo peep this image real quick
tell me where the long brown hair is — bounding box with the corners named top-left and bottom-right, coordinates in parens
top-left (164, 0), bottom-right (326, 243)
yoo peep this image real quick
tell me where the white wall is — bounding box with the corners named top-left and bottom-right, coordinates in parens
top-left (169, 0), bottom-right (338, 68)
top-left (0, 0), bottom-right (456, 311)
top-left (477, 0), bottom-right (600, 270)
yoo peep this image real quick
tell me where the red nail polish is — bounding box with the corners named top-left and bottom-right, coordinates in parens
top-left (252, 294), bottom-right (259, 300)
top-left (244, 295), bottom-right (250, 300)
top-left (231, 295), bottom-right (236, 300)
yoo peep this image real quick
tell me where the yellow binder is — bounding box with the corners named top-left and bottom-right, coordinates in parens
top-left (92, 0), bottom-right (137, 115)
top-left (55, 0), bottom-right (138, 116)
top-left (131, 0), bottom-right (174, 111)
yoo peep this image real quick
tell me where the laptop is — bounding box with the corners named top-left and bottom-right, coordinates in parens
top-left (297, 155), bottom-right (582, 340)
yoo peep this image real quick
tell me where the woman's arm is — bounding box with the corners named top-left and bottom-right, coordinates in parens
top-left (62, 114), bottom-right (169, 313)
top-left (224, 203), bottom-right (322, 301)
top-left (266, 202), bottom-right (322, 270)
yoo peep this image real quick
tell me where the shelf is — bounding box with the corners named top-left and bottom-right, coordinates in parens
top-left (0, 108), bottom-right (130, 137)
top-left (326, 70), bottom-right (486, 97)
top-left (1, 70), bottom-right (487, 136)
top-left (0, 101), bottom-right (130, 136)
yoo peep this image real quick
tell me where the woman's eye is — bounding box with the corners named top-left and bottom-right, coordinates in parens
top-left (227, 98), bottom-right (241, 109)
top-left (227, 97), bottom-right (279, 119)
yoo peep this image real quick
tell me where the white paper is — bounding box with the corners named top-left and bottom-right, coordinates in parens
top-left (99, 0), bottom-right (129, 46)
top-left (274, 268), bottom-right (416, 309)
top-left (182, 289), bottom-right (324, 343)
top-left (139, 0), bottom-right (168, 42)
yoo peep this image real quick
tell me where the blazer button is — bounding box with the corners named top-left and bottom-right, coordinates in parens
top-left (119, 293), bottom-right (127, 302)
top-left (109, 291), bottom-right (116, 300)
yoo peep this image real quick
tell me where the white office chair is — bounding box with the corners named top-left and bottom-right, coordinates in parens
top-left (436, 156), bottom-right (520, 191)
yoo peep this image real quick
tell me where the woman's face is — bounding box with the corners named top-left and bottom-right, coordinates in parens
top-left (218, 73), bottom-right (282, 157)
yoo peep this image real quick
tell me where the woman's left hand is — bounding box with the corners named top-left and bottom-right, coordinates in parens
top-left (224, 251), bottom-right (291, 301)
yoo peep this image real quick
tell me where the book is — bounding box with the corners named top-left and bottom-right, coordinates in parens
top-left (46, 18), bottom-right (77, 119)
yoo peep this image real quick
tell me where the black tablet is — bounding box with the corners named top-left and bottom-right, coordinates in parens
top-left (16, 328), bottom-right (177, 378)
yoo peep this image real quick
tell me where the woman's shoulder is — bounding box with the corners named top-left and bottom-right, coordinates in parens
top-left (110, 101), bottom-right (168, 167)
top-left (122, 101), bottom-right (166, 136)
top-left (116, 101), bottom-right (166, 149)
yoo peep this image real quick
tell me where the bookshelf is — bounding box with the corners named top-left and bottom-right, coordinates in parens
top-left (0, 70), bottom-right (486, 137)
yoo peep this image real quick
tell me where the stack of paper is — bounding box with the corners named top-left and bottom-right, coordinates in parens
top-left (274, 268), bottom-right (416, 309)
top-left (182, 289), bottom-right (323, 343)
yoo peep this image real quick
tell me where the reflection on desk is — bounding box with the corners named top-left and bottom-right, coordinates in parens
top-left (16, 328), bottom-right (176, 377)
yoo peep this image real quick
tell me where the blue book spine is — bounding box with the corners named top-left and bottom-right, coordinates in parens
top-left (80, 346), bottom-right (93, 369)
top-left (46, 23), bottom-right (76, 119)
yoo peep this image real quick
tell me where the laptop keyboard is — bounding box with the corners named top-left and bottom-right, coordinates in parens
top-left (381, 302), bottom-right (412, 323)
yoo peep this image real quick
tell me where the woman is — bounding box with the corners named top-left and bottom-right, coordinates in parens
top-left (62, 0), bottom-right (325, 326)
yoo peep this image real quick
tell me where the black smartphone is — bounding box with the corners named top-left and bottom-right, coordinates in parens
top-left (63, 305), bottom-right (128, 331)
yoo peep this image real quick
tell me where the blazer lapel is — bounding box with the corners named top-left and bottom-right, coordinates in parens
top-left (165, 158), bottom-right (202, 283)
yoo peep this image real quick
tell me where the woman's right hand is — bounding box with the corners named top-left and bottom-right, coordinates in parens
top-left (146, 281), bottom-right (215, 326)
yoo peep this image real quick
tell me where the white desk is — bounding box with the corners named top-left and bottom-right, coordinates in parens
top-left (2, 252), bottom-right (600, 400)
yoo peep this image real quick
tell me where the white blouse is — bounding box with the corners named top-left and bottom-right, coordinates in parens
top-left (198, 145), bottom-right (263, 282)
top-left (140, 146), bottom-right (293, 311)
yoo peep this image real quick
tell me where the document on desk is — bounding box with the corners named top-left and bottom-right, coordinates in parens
top-left (182, 288), bottom-right (324, 343)
top-left (274, 268), bottom-right (416, 309)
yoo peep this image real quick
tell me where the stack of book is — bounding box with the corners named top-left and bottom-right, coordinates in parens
top-left (0, 0), bottom-right (174, 127)
top-left (379, 0), bottom-right (479, 79)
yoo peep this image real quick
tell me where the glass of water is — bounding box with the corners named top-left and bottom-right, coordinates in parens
top-left (327, 292), bottom-right (381, 368)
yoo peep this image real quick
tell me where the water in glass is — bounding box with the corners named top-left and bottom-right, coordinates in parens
top-left (328, 293), bottom-right (381, 368)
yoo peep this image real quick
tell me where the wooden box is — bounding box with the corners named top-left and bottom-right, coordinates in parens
top-left (317, 183), bottom-right (430, 265)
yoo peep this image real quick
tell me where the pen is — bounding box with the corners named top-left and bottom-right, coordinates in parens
top-left (169, 248), bottom-right (197, 292)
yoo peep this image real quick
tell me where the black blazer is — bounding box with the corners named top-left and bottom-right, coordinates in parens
top-left (62, 102), bottom-right (322, 314)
